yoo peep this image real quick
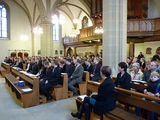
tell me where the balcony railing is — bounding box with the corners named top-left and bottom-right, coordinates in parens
top-left (63, 18), bottom-right (160, 44)
top-left (63, 35), bottom-right (80, 44)
top-left (127, 18), bottom-right (160, 32)
top-left (80, 24), bottom-right (102, 41)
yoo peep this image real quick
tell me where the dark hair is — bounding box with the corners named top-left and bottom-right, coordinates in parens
top-left (53, 60), bottom-right (59, 65)
top-left (44, 61), bottom-right (49, 66)
top-left (118, 62), bottom-right (127, 72)
top-left (101, 66), bottom-right (112, 77)
top-left (77, 59), bottom-right (81, 64)
top-left (152, 55), bottom-right (160, 61)
top-left (66, 59), bottom-right (71, 63)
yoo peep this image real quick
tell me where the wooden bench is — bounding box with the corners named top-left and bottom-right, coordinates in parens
top-left (23, 64), bottom-right (26, 71)
top-left (0, 62), bottom-right (10, 77)
top-left (78, 71), bottom-right (90, 95)
top-left (76, 80), bottom-right (160, 120)
top-left (5, 67), bottom-right (40, 108)
top-left (53, 73), bottom-right (68, 100)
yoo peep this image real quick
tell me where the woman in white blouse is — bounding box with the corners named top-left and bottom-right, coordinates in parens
top-left (131, 63), bottom-right (143, 80)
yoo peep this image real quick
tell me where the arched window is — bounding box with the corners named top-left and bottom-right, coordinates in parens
top-left (0, 2), bottom-right (9, 39)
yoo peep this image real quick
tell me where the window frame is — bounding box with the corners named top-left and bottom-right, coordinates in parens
top-left (53, 23), bottom-right (60, 42)
top-left (0, 1), bottom-right (10, 40)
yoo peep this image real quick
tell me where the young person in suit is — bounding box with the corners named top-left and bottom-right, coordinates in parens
top-left (71, 66), bottom-right (116, 120)
top-left (40, 60), bottom-right (61, 101)
top-left (90, 58), bottom-right (102, 81)
top-left (68, 59), bottom-right (84, 96)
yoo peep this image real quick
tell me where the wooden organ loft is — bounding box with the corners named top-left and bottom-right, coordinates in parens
top-left (63, 0), bottom-right (160, 57)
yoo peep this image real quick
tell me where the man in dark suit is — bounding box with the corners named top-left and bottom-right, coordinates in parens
top-left (68, 59), bottom-right (84, 96)
top-left (84, 60), bottom-right (93, 80)
top-left (143, 61), bottom-right (159, 82)
top-left (63, 59), bottom-right (74, 78)
top-left (40, 60), bottom-right (61, 101)
top-left (90, 58), bottom-right (102, 81)
top-left (27, 58), bottom-right (39, 75)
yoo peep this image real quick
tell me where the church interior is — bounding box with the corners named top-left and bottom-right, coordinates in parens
top-left (0, 0), bottom-right (160, 120)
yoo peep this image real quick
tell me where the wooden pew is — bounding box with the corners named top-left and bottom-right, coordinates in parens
top-left (78, 71), bottom-right (90, 95)
top-left (53, 73), bottom-right (68, 100)
top-left (0, 62), bottom-right (10, 77)
top-left (23, 64), bottom-right (26, 71)
top-left (5, 67), bottom-right (40, 108)
top-left (76, 80), bottom-right (160, 120)
top-left (112, 77), bottom-right (147, 93)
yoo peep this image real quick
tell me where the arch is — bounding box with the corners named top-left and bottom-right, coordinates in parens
top-left (0, 1), bottom-right (10, 39)
top-left (66, 47), bottom-right (73, 56)
top-left (11, 52), bottom-right (16, 57)
top-left (24, 52), bottom-right (29, 57)
top-left (18, 52), bottom-right (23, 59)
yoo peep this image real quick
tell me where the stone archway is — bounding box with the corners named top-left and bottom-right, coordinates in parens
top-left (67, 47), bottom-right (73, 56)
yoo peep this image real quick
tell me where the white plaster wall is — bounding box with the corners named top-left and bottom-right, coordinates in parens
top-left (61, 12), bottom-right (74, 37)
top-left (148, 0), bottom-right (160, 18)
top-left (34, 34), bottom-right (41, 56)
top-left (0, 0), bottom-right (32, 63)
top-left (134, 41), bottom-right (160, 60)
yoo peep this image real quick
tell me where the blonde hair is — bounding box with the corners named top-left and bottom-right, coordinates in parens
top-left (150, 72), bottom-right (160, 78)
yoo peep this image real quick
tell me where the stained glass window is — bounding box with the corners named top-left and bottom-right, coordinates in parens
top-left (0, 3), bottom-right (8, 39)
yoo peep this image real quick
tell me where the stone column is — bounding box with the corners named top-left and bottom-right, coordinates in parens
top-left (103, 0), bottom-right (127, 76)
top-left (129, 42), bottom-right (135, 57)
top-left (40, 18), bottom-right (53, 57)
top-left (31, 31), bottom-right (35, 56)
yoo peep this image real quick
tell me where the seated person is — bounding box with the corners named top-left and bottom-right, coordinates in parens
top-left (39, 60), bottom-right (61, 101)
top-left (143, 61), bottom-right (159, 82)
top-left (84, 60), bottom-right (93, 76)
top-left (90, 58), bottom-right (102, 81)
top-left (71, 66), bottom-right (116, 120)
top-left (130, 63), bottom-right (143, 81)
top-left (137, 72), bottom-right (160, 120)
top-left (15, 58), bottom-right (23, 69)
top-left (27, 58), bottom-right (39, 75)
top-left (115, 62), bottom-right (131, 90)
top-left (63, 59), bottom-right (74, 78)
top-left (38, 61), bottom-right (48, 79)
top-left (68, 59), bottom-right (84, 96)
top-left (144, 72), bottom-right (160, 97)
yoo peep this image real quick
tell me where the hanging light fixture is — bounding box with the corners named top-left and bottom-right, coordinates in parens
top-left (33, 26), bottom-right (43, 34)
top-left (94, 27), bottom-right (103, 34)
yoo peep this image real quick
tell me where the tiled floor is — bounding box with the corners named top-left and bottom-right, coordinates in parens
top-left (0, 77), bottom-right (78, 120)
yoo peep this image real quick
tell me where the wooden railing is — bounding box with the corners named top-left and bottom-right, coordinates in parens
top-left (128, 18), bottom-right (160, 32)
top-left (78, 18), bottom-right (160, 42)
top-left (63, 35), bottom-right (80, 44)
top-left (80, 24), bottom-right (102, 41)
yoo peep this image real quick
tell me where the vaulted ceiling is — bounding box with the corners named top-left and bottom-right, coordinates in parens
top-left (11, 0), bottom-right (92, 28)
